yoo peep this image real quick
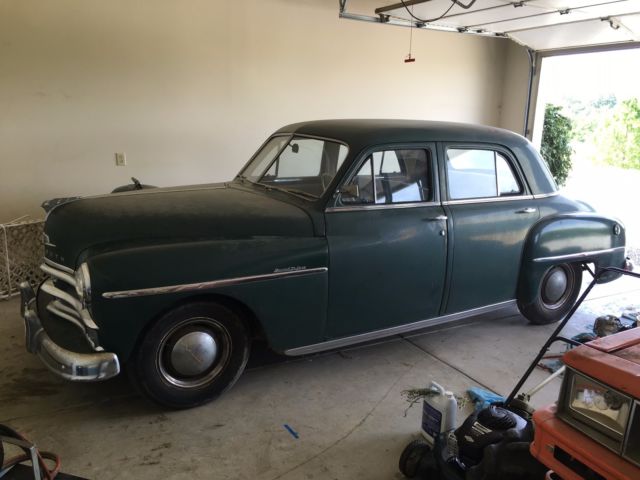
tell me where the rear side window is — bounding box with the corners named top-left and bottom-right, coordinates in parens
top-left (342, 148), bottom-right (432, 205)
top-left (446, 148), bottom-right (522, 200)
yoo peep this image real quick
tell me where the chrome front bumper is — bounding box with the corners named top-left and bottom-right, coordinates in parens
top-left (19, 282), bottom-right (120, 381)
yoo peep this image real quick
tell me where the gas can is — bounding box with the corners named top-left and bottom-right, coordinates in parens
top-left (421, 381), bottom-right (457, 446)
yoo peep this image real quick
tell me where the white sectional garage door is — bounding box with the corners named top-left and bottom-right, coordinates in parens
top-left (373, 0), bottom-right (640, 51)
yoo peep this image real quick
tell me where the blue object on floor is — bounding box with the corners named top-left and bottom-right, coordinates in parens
top-left (283, 424), bottom-right (299, 439)
top-left (468, 387), bottom-right (505, 410)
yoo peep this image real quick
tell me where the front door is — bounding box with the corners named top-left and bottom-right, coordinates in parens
top-left (325, 144), bottom-right (447, 339)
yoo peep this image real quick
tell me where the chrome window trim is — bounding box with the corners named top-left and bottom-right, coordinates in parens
top-left (327, 144), bottom-right (438, 212)
top-left (103, 267), bottom-right (329, 299)
top-left (44, 257), bottom-right (74, 275)
top-left (442, 195), bottom-right (535, 206)
top-left (284, 300), bottom-right (517, 356)
top-left (532, 191), bottom-right (559, 199)
top-left (326, 201), bottom-right (441, 213)
top-left (443, 144), bottom-right (529, 201)
top-left (533, 246), bottom-right (626, 263)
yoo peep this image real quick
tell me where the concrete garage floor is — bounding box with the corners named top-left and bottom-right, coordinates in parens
top-left (0, 276), bottom-right (638, 480)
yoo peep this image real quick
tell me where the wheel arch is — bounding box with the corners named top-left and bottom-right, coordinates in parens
top-left (517, 212), bottom-right (626, 308)
top-left (126, 292), bottom-right (266, 363)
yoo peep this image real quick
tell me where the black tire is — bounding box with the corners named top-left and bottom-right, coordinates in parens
top-left (520, 263), bottom-right (582, 325)
top-left (399, 439), bottom-right (431, 478)
top-left (129, 301), bottom-right (250, 409)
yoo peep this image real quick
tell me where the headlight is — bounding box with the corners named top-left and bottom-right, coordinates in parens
top-left (567, 372), bottom-right (632, 438)
top-left (74, 262), bottom-right (92, 306)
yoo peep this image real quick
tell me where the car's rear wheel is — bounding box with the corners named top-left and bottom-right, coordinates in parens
top-left (520, 263), bottom-right (582, 325)
top-left (129, 301), bottom-right (250, 409)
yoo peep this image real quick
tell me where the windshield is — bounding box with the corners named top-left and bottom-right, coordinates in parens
top-left (240, 135), bottom-right (349, 198)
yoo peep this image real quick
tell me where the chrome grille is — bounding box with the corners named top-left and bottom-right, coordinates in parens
top-left (40, 259), bottom-right (100, 350)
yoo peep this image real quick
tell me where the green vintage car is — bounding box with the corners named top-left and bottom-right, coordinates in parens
top-left (20, 120), bottom-right (630, 408)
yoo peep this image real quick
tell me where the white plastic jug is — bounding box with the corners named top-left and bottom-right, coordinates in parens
top-left (421, 381), bottom-right (457, 446)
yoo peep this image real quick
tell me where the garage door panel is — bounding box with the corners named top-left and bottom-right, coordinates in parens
top-left (479, 1), bottom-right (640, 33)
top-left (374, 0), bottom-right (640, 50)
top-left (510, 17), bottom-right (637, 50)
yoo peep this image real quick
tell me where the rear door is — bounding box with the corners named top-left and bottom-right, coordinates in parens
top-left (324, 144), bottom-right (448, 338)
top-left (440, 144), bottom-right (540, 313)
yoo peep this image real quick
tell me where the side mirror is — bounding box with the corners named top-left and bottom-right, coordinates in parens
top-left (338, 184), bottom-right (360, 203)
top-left (290, 143), bottom-right (299, 153)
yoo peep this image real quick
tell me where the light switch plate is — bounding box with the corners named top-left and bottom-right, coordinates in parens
top-left (115, 152), bottom-right (126, 166)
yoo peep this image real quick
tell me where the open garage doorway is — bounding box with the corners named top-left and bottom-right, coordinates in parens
top-left (531, 47), bottom-right (640, 263)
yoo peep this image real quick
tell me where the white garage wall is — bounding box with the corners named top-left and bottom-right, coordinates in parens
top-left (498, 41), bottom-right (531, 136)
top-left (0, 0), bottom-right (511, 222)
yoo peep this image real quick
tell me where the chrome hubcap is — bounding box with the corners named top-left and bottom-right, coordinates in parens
top-left (157, 317), bottom-right (231, 389)
top-left (170, 331), bottom-right (218, 377)
top-left (542, 266), bottom-right (569, 306)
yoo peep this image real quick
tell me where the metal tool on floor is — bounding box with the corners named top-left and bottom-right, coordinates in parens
top-left (399, 266), bottom-right (640, 480)
top-left (0, 424), bottom-right (87, 480)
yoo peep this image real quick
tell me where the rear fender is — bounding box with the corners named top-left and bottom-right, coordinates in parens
top-left (518, 213), bottom-right (626, 306)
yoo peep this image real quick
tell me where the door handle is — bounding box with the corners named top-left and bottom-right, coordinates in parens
top-left (515, 207), bottom-right (536, 214)
top-left (425, 215), bottom-right (448, 222)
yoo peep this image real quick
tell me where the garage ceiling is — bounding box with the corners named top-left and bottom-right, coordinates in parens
top-left (366, 0), bottom-right (640, 51)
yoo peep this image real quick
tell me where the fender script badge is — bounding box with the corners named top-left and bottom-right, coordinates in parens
top-left (273, 266), bottom-right (308, 273)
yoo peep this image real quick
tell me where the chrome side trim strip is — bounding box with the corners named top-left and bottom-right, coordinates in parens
top-left (284, 300), bottom-right (517, 356)
top-left (326, 202), bottom-right (439, 213)
top-left (103, 267), bottom-right (329, 299)
top-left (533, 247), bottom-right (626, 263)
top-left (442, 195), bottom-right (534, 206)
top-left (533, 191), bottom-right (559, 199)
top-left (44, 257), bottom-right (74, 274)
top-left (41, 263), bottom-right (76, 288)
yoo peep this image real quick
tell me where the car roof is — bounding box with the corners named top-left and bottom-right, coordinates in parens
top-left (275, 119), bottom-right (528, 149)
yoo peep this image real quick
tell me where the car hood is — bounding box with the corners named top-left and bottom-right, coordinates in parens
top-left (44, 183), bottom-right (314, 268)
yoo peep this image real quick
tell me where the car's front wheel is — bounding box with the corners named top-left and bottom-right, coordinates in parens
top-left (129, 301), bottom-right (250, 409)
top-left (520, 263), bottom-right (583, 325)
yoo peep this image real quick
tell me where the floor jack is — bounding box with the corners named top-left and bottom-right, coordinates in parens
top-left (399, 266), bottom-right (640, 480)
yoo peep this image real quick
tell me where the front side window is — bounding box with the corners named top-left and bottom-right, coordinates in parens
top-left (341, 148), bottom-right (432, 205)
top-left (241, 136), bottom-right (348, 198)
top-left (446, 148), bottom-right (522, 200)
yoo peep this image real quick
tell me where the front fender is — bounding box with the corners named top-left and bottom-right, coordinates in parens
top-left (518, 212), bottom-right (626, 306)
top-left (84, 237), bottom-right (328, 362)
